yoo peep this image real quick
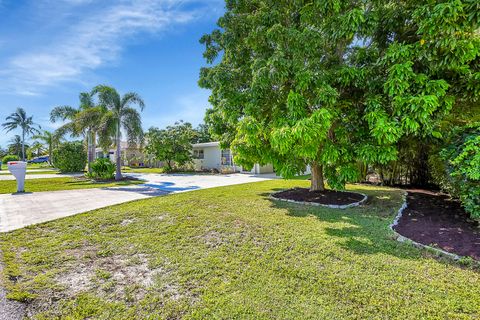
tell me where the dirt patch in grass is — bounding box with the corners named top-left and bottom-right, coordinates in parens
top-left (395, 190), bottom-right (480, 260)
top-left (273, 188), bottom-right (365, 206)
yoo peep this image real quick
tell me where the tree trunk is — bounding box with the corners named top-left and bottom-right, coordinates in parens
top-left (87, 132), bottom-right (92, 173)
top-left (115, 123), bottom-right (122, 181)
top-left (49, 143), bottom-right (53, 166)
top-left (21, 130), bottom-right (26, 162)
top-left (92, 132), bottom-right (97, 163)
top-left (310, 162), bottom-right (325, 191)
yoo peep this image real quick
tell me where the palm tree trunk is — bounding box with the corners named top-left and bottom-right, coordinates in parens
top-left (49, 143), bottom-right (53, 166)
top-left (21, 130), bottom-right (26, 162)
top-left (87, 130), bottom-right (94, 173)
top-left (115, 122), bottom-right (122, 181)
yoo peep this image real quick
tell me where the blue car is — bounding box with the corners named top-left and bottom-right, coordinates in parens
top-left (29, 156), bottom-right (49, 163)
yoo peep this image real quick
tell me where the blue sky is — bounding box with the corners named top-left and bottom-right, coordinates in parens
top-left (0, 0), bottom-right (224, 147)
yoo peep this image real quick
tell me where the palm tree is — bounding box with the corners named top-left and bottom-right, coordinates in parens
top-left (8, 135), bottom-right (29, 158)
top-left (92, 85), bottom-right (145, 180)
top-left (29, 141), bottom-right (45, 158)
top-left (2, 108), bottom-right (40, 161)
top-left (32, 130), bottom-right (62, 165)
top-left (50, 92), bottom-right (105, 173)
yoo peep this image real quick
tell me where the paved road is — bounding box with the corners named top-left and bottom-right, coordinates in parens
top-left (0, 173), bottom-right (275, 232)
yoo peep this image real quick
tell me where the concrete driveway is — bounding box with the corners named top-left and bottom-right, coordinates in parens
top-left (0, 173), bottom-right (275, 232)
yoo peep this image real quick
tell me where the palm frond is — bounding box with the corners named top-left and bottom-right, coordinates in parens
top-left (121, 92), bottom-right (145, 111)
top-left (50, 105), bottom-right (78, 122)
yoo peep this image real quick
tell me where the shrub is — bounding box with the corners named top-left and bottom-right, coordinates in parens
top-left (87, 158), bottom-right (116, 180)
top-left (432, 124), bottom-right (480, 219)
top-left (52, 141), bottom-right (86, 173)
top-left (2, 155), bottom-right (19, 164)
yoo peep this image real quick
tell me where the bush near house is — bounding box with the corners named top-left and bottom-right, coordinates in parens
top-left (87, 158), bottom-right (116, 180)
top-left (2, 155), bottom-right (19, 164)
top-left (52, 141), bottom-right (87, 173)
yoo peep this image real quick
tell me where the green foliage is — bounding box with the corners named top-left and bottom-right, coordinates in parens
top-left (193, 123), bottom-right (213, 143)
top-left (440, 124), bottom-right (480, 218)
top-left (91, 85), bottom-right (145, 180)
top-left (145, 121), bottom-right (195, 171)
top-left (87, 158), bottom-right (116, 180)
top-left (2, 107), bottom-right (40, 161)
top-left (2, 155), bottom-right (19, 164)
top-left (52, 141), bottom-right (87, 173)
top-left (200, 0), bottom-right (480, 190)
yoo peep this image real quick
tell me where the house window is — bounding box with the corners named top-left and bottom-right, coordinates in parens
top-left (221, 149), bottom-right (232, 166)
top-left (193, 149), bottom-right (204, 159)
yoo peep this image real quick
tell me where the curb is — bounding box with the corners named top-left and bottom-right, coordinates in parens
top-left (269, 188), bottom-right (368, 209)
top-left (389, 191), bottom-right (463, 262)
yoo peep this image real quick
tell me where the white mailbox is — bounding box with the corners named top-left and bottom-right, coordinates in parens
top-left (7, 161), bottom-right (27, 193)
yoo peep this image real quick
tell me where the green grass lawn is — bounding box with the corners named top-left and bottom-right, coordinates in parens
top-left (122, 166), bottom-right (166, 174)
top-left (0, 179), bottom-right (479, 319)
top-left (26, 163), bottom-right (54, 169)
top-left (0, 177), bottom-right (143, 194)
top-left (0, 170), bottom-right (60, 175)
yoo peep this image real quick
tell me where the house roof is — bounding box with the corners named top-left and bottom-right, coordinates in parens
top-left (192, 141), bottom-right (220, 148)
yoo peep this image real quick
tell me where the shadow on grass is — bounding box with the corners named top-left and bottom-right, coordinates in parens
top-left (261, 187), bottom-right (428, 261)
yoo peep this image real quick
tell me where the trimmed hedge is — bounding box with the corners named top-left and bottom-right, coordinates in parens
top-left (52, 141), bottom-right (87, 173)
top-left (2, 155), bottom-right (19, 164)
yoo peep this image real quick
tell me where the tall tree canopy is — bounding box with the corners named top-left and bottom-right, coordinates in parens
top-left (199, 0), bottom-right (480, 191)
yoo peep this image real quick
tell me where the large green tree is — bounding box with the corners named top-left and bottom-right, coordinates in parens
top-left (145, 121), bottom-right (195, 172)
top-left (92, 85), bottom-right (145, 180)
top-left (200, 0), bottom-right (479, 191)
top-left (2, 107), bottom-right (40, 161)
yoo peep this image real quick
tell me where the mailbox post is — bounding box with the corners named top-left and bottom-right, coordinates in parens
top-left (7, 161), bottom-right (27, 193)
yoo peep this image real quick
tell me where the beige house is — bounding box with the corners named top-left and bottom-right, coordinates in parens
top-left (95, 142), bottom-right (159, 167)
top-left (192, 141), bottom-right (274, 174)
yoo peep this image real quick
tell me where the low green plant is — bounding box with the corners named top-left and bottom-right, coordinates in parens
top-left (52, 141), bottom-right (87, 173)
top-left (2, 155), bottom-right (19, 164)
top-left (87, 158), bottom-right (116, 180)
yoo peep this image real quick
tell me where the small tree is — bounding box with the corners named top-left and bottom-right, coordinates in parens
top-left (53, 141), bottom-right (87, 173)
top-left (145, 121), bottom-right (195, 172)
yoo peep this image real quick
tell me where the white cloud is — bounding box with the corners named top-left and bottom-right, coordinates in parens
top-left (0, 0), bottom-right (215, 95)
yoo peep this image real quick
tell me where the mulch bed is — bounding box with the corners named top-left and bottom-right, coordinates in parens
top-left (273, 188), bottom-right (364, 206)
top-left (395, 190), bottom-right (480, 260)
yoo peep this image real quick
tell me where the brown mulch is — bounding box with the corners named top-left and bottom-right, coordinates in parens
top-left (395, 190), bottom-right (480, 260)
top-left (273, 188), bottom-right (364, 206)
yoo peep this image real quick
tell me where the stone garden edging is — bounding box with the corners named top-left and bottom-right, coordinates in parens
top-left (269, 188), bottom-right (368, 209)
top-left (389, 191), bottom-right (463, 262)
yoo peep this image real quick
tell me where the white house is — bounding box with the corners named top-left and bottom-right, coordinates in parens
top-left (192, 141), bottom-right (274, 174)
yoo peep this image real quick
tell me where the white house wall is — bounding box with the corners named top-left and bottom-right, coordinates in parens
top-left (193, 145), bottom-right (222, 170)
